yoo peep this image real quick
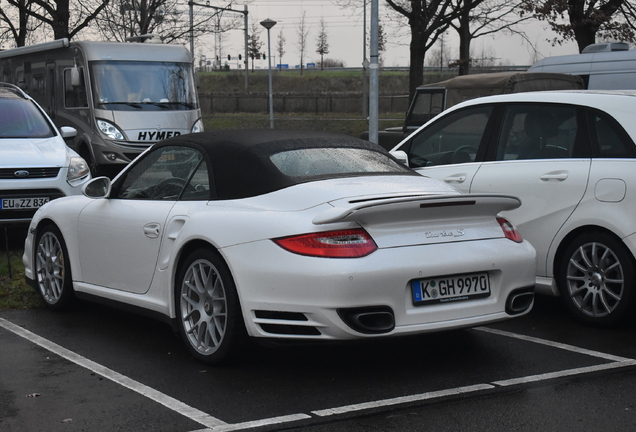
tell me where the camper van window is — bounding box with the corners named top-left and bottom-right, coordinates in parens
top-left (90, 61), bottom-right (197, 111)
top-left (64, 68), bottom-right (88, 108)
top-left (32, 74), bottom-right (45, 95)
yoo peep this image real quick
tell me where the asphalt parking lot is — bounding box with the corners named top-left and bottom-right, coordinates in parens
top-left (2, 292), bottom-right (636, 432)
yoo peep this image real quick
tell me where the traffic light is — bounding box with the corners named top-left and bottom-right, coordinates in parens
top-left (262, 53), bottom-right (266, 60)
top-left (239, 54), bottom-right (242, 60)
top-left (228, 54), bottom-right (231, 61)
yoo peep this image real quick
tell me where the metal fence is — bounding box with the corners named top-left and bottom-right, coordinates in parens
top-left (199, 92), bottom-right (410, 115)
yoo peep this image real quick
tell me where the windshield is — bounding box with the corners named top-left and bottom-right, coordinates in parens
top-left (270, 148), bottom-right (412, 177)
top-left (90, 61), bottom-right (198, 111)
top-left (0, 96), bottom-right (55, 138)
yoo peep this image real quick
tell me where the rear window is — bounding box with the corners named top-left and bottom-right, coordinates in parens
top-left (0, 97), bottom-right (55, 138)
top-left (270, 148), bottom-right (411, 177)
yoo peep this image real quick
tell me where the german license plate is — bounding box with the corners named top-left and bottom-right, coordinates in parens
top-left (0, 197), bottom-right (49, 210)
top-left (411, 272), bottom-right (491, 306)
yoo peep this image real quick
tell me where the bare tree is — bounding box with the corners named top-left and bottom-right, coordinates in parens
top-left (377, 22), bottom-right (386, 66)
top-left (92, 0), bottom-right (242, 48)
top-left (1, 0), bottom-right (107, 45)
top-left (27, 0), bottom-right (109, 40)
top-left (0, 0), bottom-right (42, 47)
top-left (384, 0), bottom-right (487, 99)
top-left (521, 0), bottom-right (635, 52)
top-left (296, 11), bottom-right (310, 75)
top-left (247, 19), bottom-right (263, 72)
top-left (276, 29), bottom-right (285, 71)
top-left (450, 0), bottom-right (532, 75)
top-left (425, 31), bottom-right (450, 68)
top-left (315, 17), bottom-right (329, 70)
top-left (94, 0), bottom-right (177, 41)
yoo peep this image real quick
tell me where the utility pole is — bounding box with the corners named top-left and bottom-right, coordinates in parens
top-left (188, 2), bottom-right (250, 91)
top-left (362, 0), bottom-right (368, 118)
top-left (368, 0), bottom-right (379, 144)
top-left (260, 19), bottom-right (277, 129)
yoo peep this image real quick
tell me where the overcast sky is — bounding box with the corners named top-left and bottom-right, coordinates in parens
top-left (194, 0), bottom-right (581, 70)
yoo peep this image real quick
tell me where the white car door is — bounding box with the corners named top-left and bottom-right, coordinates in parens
top-left (77, 199), bottom-right (175, 294)
top-left (467, 103), bottom-right (592, 277)
top-left (78, 145), bottom-right (206, 294)
top-left (400, 104), bottom-right (496, 193)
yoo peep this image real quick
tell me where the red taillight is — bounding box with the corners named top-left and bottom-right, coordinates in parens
top-left (273, 228), bottom-right (378, 258)
top-left (497, 217), bottom-right (523, 243)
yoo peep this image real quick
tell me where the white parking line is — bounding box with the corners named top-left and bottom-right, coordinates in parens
top-left (310, 384), bottom-right (495, 417)
top-left (3, 316), bottom-right (635, 432)
top-left (189, 414), bottom-right (312, 432)
top-left (0, 318), bottom-right (227, 429)
top-left (474, 326), bottom-right (634, 362)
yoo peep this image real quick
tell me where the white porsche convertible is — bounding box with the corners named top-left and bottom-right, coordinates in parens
top-left (23, 130), bottom-right (536, 364)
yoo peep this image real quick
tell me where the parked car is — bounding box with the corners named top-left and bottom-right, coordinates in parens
top-left (361, 72), bottom-right (584, 150)
top-left (0, 83), bottom-right (90, 223)
top-left (23, 129), bottom-right (536, 364)
top-left (390, 90), bottom-right (636, 326)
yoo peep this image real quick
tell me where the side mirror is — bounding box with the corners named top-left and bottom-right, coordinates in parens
top-left (60, 126), bottom-right (77, 139)
top-left (390, 150), bottom-right (409, 167)
top-left (82, 176), bottom-right (111, 198)
top-left (71, 66), bottom-right (81, 87)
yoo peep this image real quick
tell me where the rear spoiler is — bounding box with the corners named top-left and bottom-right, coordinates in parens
top-left (313, 194), bottom-right (521, 225)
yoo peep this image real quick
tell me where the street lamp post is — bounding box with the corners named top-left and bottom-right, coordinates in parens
top-left (260, 18), bottom-right (277, 129)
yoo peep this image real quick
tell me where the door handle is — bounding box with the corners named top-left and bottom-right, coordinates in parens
top-left (143, 223), bottom-right (161, 238)
top-left (443, 174), bottom-right (467, 183)
top-left (540, 171), bottom-right (568, 181)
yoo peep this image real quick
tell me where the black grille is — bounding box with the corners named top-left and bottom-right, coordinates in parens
top-left (0, 167), bottom-right (61, 179)
top-left (0, 189), bottom-right (64, 221)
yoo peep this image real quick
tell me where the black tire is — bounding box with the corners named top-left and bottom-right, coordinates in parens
top-left (175, 248), bottom-right (246, 365)
top-left (34, 225), bottom-right (75, 310)
top-left (557, 231), bottom-right (636, 326)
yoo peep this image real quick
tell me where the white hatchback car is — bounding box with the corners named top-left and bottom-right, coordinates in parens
top-left (0, 83), bottom-right (91, 223)
top-left (391, 90), bottom-right (636, 326)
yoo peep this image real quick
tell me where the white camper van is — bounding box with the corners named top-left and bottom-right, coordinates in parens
top-left (528, 42), bottom-right (636, 90)
top-left (0, 38), bottom-right (203, 176)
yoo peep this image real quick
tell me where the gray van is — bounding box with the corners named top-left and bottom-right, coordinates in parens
top-left (0, 38), bottom-right (202, 177)
top-left (528, 42), bottom-right (636, 89)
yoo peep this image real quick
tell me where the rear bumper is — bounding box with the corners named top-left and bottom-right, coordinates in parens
top-left (222, 237), bottom-right (537, 340)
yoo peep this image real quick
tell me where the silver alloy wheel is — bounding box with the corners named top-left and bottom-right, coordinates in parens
top-left (179, 258), bottom-right (228, 355)
top-left (565, 241), bottom-right (624, 318)
top-left (36, 231), bottom-right (66, 304)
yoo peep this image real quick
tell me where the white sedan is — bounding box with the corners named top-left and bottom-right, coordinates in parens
top-left (391, 90), bottom-right (636, 326)
top-left (23, 130), bottom-right (536, 364)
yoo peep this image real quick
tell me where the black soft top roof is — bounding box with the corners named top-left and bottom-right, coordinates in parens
top-left (156, 129), bottom-right (415, 200)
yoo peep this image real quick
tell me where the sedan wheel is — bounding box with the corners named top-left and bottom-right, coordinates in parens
top-left (559, 232), bottom-right (635, 326)
top-left (176, 248), bottom-right (244, 364)
top-left (35, 225), bottom-right (74, 310)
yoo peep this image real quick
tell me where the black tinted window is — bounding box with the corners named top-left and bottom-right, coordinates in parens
top-left (588, 111), bottom-right (636, 158)
top-left (0, 97), bottom-right (55, 138)
top-left (497, 104), bottom-right (581, 160)
top-left (116, 146), bottom-right (204, 200)
top-left (270, 148), bottom-right (411, 177)
top-left (406, 105), bottom-right (493, 167)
